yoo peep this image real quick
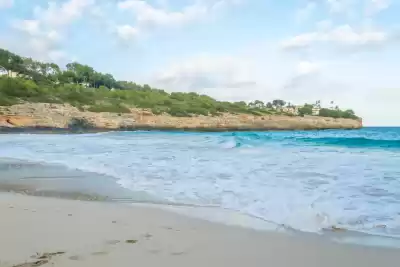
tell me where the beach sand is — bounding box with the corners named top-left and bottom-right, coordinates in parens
top-left (0, 193), bottom-right (399, 267)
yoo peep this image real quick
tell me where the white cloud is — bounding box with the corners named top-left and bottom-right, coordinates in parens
top-left (116, 25), bottom-right (139, 41)
top-left (296, 60), bottom-right (321, 75)
top-left (118, 0), bottom-right (216, 31)
top-left (10, 0), bottom-right (96, 62)
top-left (118, 0), bottom-right (207, 28)
top-left (12, 19), bottom-right (41, 35)
top-left (0, 0), bottom-right (13, 9)
top-left (282, 24), bottom-right (388, 49)
top-left (330, 25), bottom-right (387, 45)
top-left (326, 0), bottom-right (354, 13)
top-left (48, 50), bottom-right (68, 62)
top-left (33, 0), bottom-right (95, 27)
top-left (316, 19), bottom-right (333, 31)
top-left (116, 0), bottom-right (242, 41)
top-left (282, 32), bottom-right (320, 49)
top-left (151, 52), bottom-right (329, 105)
top-left (11, 19), bottom-right (62, 59)
top-left (296, 1), bottom-right (317, 22)
top-left (366, 0), bottom-right (391, 15)
top-left (154, 55), bottom-right (254, 89)
top-left (151, 54), bottom-right (268, 102)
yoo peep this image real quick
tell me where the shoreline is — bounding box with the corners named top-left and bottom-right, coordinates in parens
top-left (1, 192), bottom-right (399, 267)
top-left (2, 178), bottom-right (400, 252)
top-left (2, 156), bottom-right (400, 252)
top-left (0, 125), bottom-right (361, 134)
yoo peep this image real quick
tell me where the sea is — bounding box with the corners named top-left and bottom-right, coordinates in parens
top-left (1, 127), bottom-right (400, 247)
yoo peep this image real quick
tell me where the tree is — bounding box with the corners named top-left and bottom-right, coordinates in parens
top-left (319, 108), bottom-right (339, 118)
top-left (234, 101), bottom-right (247, 107)
top-left (298, 104), bottom-right (313, 116)
top-left (66, 62), bottom-right (95, 84)
top-left (272, 99), bottom-right (286, 108)
top-left (0, 47), bottom-right (360, 119)
top-left (59, 71), bottom-right (76, 84)
top-left (342, 109), bottom-right (357, 119)
top-left (248, 100), bottom-right (264, 108)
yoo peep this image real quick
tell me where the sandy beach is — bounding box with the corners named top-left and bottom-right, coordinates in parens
top-left (0, 193), bottom-right (399, 267)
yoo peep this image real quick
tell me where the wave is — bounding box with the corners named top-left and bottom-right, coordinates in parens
top-left (220, 132), bottom-right (274, 148)
top-left (298, 137), bottom-right (400, 149)
top-left (3, 129), bottom-right (400, 245)
top-left (220, 132), bottom-right (400, 149)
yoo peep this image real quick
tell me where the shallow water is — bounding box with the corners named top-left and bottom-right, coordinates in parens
top-left (1, 127), bottom-right (400, 241)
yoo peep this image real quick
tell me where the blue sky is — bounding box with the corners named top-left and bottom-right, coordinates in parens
top-left (0, 0), bottom-right (399, 126)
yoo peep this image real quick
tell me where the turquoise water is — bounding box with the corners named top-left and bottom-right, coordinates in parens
top-left (1, 127), bottom-right (400, 240)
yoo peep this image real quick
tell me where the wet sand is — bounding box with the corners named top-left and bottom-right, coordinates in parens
top-left (0, 193), bottom-right (399, 267)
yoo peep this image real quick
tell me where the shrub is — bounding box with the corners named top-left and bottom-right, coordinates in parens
top-left (186, 106), bottom-right (209, 116)
top-left (0, 77), bottom-right (38, 98)
top-left (0, 92), bottom-right (18, 106)
top-left (59, 90), bottom-right (95, 105)
top-left (151, 106), bottom-right (168, 115)
top-left (167, 106), bottom-right (191, 117)
top-left (210, 111), bottom-right (222, 117)
top-left (298, 105), bottom-right (313, 116)
top-left (68, 117), bottom-right (95, 130)
top-left (319, 108), bottom-right (358, 119)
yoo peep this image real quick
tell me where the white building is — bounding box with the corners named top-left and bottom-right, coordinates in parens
top-left (281, 106), bottom-right (299, 115)
top-left (80, 82), bottom-right (90, 88)
top-left (312, 106), bottom-right (320, 115)
top-left (0, 70), bottom-right (19, 78)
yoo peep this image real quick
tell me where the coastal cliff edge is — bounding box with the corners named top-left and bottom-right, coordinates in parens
top-left (0, 103), bottom-right (362, 132)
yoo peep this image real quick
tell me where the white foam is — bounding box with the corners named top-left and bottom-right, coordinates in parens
top-left (1, 131), bottom-right (400, 240)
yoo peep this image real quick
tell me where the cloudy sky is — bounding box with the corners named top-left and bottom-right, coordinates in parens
top-left (0, 0), bottom-right (399, 126)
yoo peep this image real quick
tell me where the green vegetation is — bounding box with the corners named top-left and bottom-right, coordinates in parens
top-left (0, 48), bottom-right (359, 119)
top-left (319, 108), bottom-right (357, 119)
top-left (298, 104), bottom-right (313, 116)
top-left (68, 117), bottom-right (95, 130)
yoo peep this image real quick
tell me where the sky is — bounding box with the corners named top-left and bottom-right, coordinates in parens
top-left (0, 0), bottom-right (399, 126)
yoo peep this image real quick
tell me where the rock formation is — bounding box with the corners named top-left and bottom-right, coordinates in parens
top-left (0, 103), bottom-right (362, 132)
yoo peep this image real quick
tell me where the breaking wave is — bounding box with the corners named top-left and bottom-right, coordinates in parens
top-left (1, 127), bottom-right (400, 243)
top-left (221, 131), bottom-right (400, 149)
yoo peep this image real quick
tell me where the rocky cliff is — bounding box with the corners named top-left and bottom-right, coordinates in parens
top-left (0, 103), bottom-right (362, 132)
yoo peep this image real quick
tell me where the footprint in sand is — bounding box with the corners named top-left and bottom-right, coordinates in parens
top-left (12, 252), bottom-right (65, 267)
top-left (105, 239), bottom-right (121, 245)
top-left (68, 255), bottom-right (85, 261)
top-left (170, 251), bottom-right (187, 256)
top-left (12, 259), bottom-right (49, 267)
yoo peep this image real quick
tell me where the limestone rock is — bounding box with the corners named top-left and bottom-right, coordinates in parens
top-left (0, 103), bottom-right (363, 131)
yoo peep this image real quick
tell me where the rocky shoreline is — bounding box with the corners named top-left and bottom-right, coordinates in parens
top-left (0, 103), bottom-right (362, 132)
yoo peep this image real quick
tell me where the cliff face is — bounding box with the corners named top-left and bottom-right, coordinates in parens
top-left (0, 103), bottom-right (362, 131)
